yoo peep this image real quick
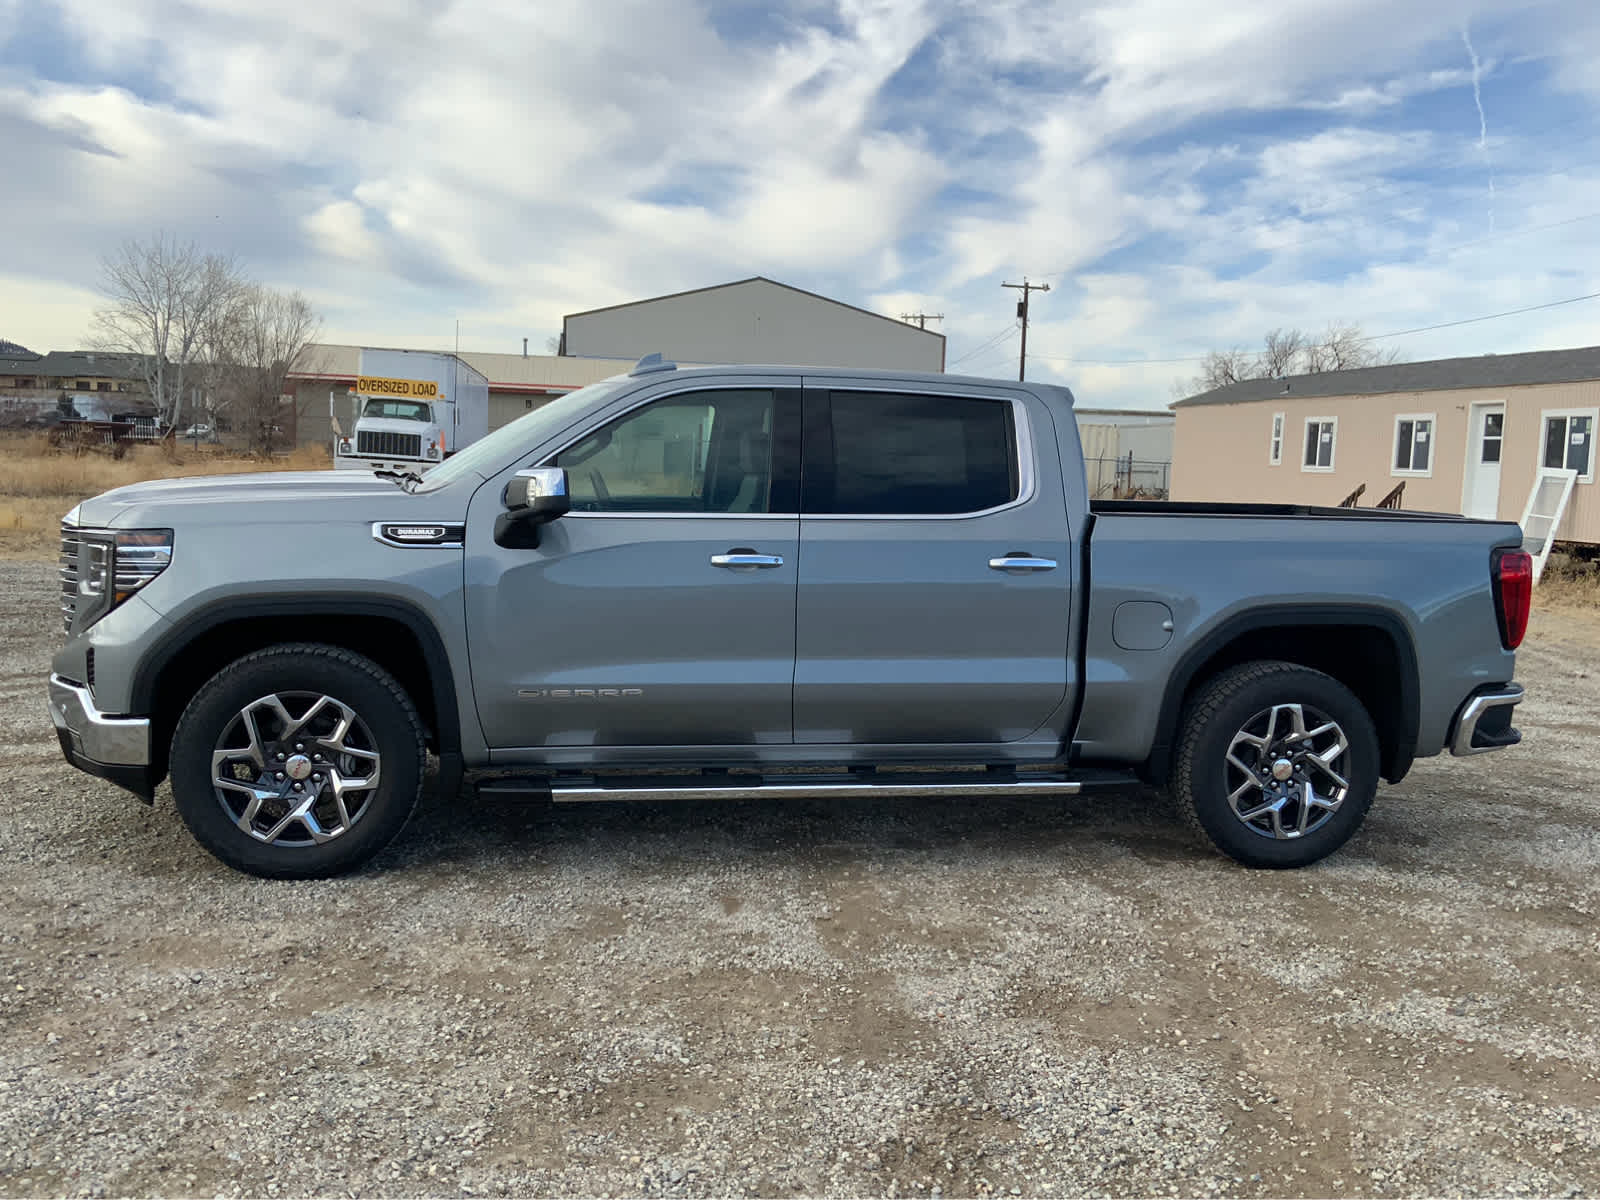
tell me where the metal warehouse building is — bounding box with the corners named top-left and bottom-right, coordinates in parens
top-left (560, 277), bottom-right (946, 372)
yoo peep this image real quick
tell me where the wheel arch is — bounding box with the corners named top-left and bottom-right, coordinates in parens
top-left (131, 596), bottom-right (462, 789)
top-left (1147, 606), bottom-right (1420, 786)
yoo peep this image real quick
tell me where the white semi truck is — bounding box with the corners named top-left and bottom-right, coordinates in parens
top-left (334, 349), bottom-right (490, 475)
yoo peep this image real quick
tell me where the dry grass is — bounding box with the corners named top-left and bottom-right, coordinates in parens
top-left (0, 433), bottom-right (330, 559)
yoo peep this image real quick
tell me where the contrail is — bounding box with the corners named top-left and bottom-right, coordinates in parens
top-left (1462, 27), bottom-right (1495, 230)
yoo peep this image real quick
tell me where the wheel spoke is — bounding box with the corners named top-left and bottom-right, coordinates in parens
top-left (1236, 798), bottom-right (1280, 822)
top-left (261, 795), bottom-right (317, 844)
top-left (1228, 778), bottom-right (1260, 806)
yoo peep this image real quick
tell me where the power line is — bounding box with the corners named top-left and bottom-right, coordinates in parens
top-left (951, 329), bottom-right (1022, 372)
top-left (900, 312), bottom-right (944, 330)
top-left (1026, 288), bottom-right (1600, 367)
top-left (948, 321), bottom-right (1020, 367)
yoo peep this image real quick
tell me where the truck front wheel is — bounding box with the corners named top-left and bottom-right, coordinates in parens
top-left (1171, 661), bottom-right (1379, 868)
top-left (169, 644), bottom-right (426, 878)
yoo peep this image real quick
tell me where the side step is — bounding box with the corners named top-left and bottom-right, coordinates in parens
top-left (477, 769), bottom-right (1135, 804)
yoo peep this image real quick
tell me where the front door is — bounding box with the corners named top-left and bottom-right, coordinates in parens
top-left (793, 386), bottom-right (1073, 746)
top-left (464, 386), bottom-right (801, 751)
top-left (1463, 402), bottom-right (1505, 520)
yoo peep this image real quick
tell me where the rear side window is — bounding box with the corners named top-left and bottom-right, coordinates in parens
top-left (808, 392), bottom-right (1019, 515)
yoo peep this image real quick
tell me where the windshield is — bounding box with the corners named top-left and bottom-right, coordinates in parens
top-left (362, 398), bottom-right (433, 421)
top-left (415, 376), bottom-right (633, 492)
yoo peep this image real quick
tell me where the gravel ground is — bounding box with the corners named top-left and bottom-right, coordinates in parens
top-left (2, 558), bottom-right (1599, 1198)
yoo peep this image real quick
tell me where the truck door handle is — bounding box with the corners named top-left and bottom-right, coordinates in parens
top-left (989, 554), bottom-right (1057, 572)
top-left (711, 550), bottom-right (784, 569)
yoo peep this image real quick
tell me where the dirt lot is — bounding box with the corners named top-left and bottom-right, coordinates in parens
top-left (2, 561), bottom-right (1599, 1199)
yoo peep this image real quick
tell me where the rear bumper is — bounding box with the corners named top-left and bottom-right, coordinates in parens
top-left (1448, 683), bottom-right (1523, 756)
top-left (48, 674), bottom-right (156, 801)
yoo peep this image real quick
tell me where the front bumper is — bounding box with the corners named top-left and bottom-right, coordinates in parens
top-left (1448, 683), bottom-right (1524, 756)
top-left (48, 674), bottom-right (156, 801)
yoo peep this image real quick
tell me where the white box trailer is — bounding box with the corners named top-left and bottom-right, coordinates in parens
top-left (334, 349), bottom-right (490, 474)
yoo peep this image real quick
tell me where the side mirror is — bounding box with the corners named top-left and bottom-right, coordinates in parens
top-left (495, 467), bottom-right (570, 548)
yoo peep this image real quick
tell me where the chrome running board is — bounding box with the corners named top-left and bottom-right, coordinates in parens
top-left (478, 770), bottom-right (1136, 804)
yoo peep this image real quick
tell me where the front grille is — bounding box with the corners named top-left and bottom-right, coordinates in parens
top-left (357, 430), bottom-right (423, 459)
top-left (59, 526), bottom-right (80, 633)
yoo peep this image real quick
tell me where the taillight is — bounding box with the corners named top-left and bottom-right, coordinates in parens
top-left (1492, 548), bottom-right (1532, 650)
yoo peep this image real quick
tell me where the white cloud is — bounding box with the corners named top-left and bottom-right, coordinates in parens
top-left (1, 0), bottom-right (1597, 417)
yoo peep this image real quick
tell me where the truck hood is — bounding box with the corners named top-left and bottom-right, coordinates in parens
top-left (70, 470), bottom-right (462, 529)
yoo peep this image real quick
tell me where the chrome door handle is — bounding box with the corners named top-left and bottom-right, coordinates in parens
top-left (711, 552), bottom-right (784, 569)
top-left (989, 555), bottom-right (1057, 572)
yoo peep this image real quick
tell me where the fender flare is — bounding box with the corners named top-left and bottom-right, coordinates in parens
top-left (129, 594), bottom-right (464, 791)
top-left (1145, 604), bottom-right (1421, 785)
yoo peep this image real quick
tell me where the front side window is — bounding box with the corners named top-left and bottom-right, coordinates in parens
top-left (1543, 411), bottom-right (1595, 482)
top-left (556, 389), bottom-right (777, 513)
top-left (1393, 414), bottom-right (1434, 475)
top-left (809, 392), bottom-right (1018, 515)
top-left (1269, 412), bottom-right (1284, 465)
top-left (1302, 418), bottom-right (1336, 471)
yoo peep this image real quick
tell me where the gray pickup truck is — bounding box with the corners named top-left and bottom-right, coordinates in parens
top-left (48, 361), bottom-right (1530, 878)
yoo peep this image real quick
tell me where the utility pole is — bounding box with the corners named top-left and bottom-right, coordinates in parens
top-left (1001, 278), bottom-right (1049, 381)
top-left (900, 312), bottom-right (944, 330)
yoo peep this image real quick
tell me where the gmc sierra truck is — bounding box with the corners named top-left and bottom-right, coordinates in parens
top-left (48, 359), bottom-right (1530, 878)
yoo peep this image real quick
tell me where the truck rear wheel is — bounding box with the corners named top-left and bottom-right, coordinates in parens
top-left (1171, 661), bottom-right (1379, 868)
top-left (169, 644), bottom-right (426, 878)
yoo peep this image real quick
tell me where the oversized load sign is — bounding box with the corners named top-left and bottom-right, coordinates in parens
top-left (354, 376), bottom-right (442, 399)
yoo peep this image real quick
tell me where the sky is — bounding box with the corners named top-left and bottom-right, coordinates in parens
top-left (2, 0), bottom-right (1598, 408)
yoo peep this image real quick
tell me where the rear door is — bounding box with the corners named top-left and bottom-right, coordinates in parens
top-left (793, 384), bottom-right (1074, 746)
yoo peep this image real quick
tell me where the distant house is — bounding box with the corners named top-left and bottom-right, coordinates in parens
top-left (0, 350), bottom-right (150, 419)
top-left (1170, 345), bottom-right (1600, 545)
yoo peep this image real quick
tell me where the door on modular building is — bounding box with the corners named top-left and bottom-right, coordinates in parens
top-left (1462, 402), bottom-right (1505, 520)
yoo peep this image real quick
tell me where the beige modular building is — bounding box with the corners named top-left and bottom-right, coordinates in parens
top-left (1170, 345), bottom-right (1600, 545)
top-left (561, 276), bottom-right (946, 372)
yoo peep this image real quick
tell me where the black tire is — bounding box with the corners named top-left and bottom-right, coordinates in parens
top-left (170, 643), bottom-right (426, 879)
top-left (1171, 661), bottom-right (1379, 869)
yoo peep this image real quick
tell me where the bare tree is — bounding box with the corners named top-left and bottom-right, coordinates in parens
top-left (1177, 321), bottom-right (1401, 397)
top-left (1260, 328), bottom-right (1307, 378)
top-left (211, 287), bottom-right (322, 454)
top-left (1301, 321), bottom-right (1400, 373)
top-left (90, 234), bottom-right (245, 426)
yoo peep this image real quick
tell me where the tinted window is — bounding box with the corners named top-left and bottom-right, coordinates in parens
top-left (812, 392), bottom-right (1018, 515)
top-left (556, 389), bottom-right (776, 513)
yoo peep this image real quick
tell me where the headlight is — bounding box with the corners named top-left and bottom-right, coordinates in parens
top-left (70, 529), bottom-right (172, 632)
top-left (427, 443), bottom-right (441, 460)
top-left (338, 439), bottom-right (352, 455)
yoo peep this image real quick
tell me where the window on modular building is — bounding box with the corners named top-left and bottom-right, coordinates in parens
top-left (1302, 418), bottom-right (1336, 470)
top-left (1543, 412), bottom-right (1595, 481)
top-left (1269, 413), bottom-right (1284, 465)
top-left (1481, 412), bottom-right (1503, 463)
top-left (1393, 415), bottom-right (1433, 474)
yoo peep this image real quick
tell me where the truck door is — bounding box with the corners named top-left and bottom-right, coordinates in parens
top-left (464, 385), bottom-right (801, 751)
top-left (793, 385), bottom-right (1073, 746)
